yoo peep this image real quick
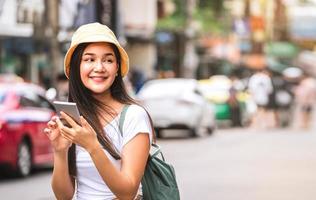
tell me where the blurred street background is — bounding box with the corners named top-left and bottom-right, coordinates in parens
top-left (1, 0), bottom-right (316, 199)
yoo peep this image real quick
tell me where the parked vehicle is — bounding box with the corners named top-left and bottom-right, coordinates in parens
top-left (198, 75), bottom-right (256, 126)
top-left (136, 78), bottom-right (216, 138)
top-left (0, 82), bottom-right (55, 177)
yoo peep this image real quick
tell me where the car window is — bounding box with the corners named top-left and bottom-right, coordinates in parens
top-left (38, 95), bottom-right (55, 110)
top-left (20, 96), bottom-right (38, 107)
top-left (20, 92), bottom-right (55, 110)
top-left (193, 88), bottom-right (203, 96)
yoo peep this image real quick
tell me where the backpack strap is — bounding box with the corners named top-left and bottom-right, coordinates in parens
top-left (119, 104), bottom-right (130, 137)
top-left (119, 104), bottom-right (157, 146)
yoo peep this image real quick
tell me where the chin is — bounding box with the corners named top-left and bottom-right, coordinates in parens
top-left (88, 86), bottom-right (110, 94)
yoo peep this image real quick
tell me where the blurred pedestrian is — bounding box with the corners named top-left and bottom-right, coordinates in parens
top-left (292, 75), bottom-right (316, 129)
top-left (129, 67), bottom-right (146, 94)
top-left (228, 75), bottom-right (242, 127)
top-left (44, 22), bottom-right (153, 200)
top-left (248, 69), bottom-right (274, 129)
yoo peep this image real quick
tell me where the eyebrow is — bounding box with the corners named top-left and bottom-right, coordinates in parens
top-left (83, 52), bottom-right (114, 57)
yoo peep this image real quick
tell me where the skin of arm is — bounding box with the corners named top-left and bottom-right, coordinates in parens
top-left (44, 117), bottom-right (75, 200)
top-left (59, 112), bottom-right (150, 200)
top-left (51, 150), bottom-right (76, 200)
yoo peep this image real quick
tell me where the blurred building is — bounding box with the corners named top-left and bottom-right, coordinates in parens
top-left (60, 0), bottom-right (158, 80)
top-left (121, 0), bottom-right (157, 79)
top-left (0, 0), bottom-right (159, 87)
top-left (0, 0), bottom-right (46, 84)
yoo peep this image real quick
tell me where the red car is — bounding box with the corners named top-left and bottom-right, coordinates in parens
top-left (0, 82), bottom-right (55, 177)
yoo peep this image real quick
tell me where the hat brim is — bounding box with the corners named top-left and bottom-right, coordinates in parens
top-left (64, 35), bottom-right (129, 78)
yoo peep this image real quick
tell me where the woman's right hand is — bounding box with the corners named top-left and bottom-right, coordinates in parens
top-left (44, 116), bottom-right (72, 152)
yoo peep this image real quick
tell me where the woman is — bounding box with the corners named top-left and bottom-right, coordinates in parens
top-left (44, 23), bottom-right (153, 200)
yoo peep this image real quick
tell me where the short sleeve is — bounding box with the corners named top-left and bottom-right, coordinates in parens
top-left (121, 105), bottom-right (153, 146)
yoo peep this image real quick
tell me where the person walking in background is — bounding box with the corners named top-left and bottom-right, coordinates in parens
top-left (228, 75), bottom-right (242, 127)
top-left (293, 75), bottom-right (316, 129)
top-left (129, 67), bottom-right (146, 94)
top-left (44, 23), bottom-right (153, 200)
top-left (248, 69), bottom-right (274, 129)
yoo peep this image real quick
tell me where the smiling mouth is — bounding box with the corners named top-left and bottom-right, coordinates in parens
top-left (90, 76), bottom-right (107, 82)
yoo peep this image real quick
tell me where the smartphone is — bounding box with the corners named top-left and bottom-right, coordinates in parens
top-left (53, 101), bottom-right (81, 126)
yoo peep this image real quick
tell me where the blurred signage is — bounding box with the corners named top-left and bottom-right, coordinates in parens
top-left (242, 54), bottom-right (266, 69)
top-left (249, 16), bottom-right (264, 31)
top-left (239, 39), bottom-right (252, 53)
top-left (288, 5), bottom-right (316, 40)
top-left (155, 31), bottom-right (174, 44)
top-left (233, 18), bottom-right (250, 37)
top-left (265, 42), bottom-right (299, 58)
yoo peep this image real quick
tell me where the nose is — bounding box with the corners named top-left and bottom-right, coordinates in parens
top-left (93, 60), bottom-right (105, 72)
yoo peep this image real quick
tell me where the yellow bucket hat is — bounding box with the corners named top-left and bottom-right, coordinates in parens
top-left (64, 22), bottom-right (129, 78)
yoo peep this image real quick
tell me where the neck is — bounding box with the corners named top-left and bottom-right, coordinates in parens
top-left (93, 90), bottom-right (112, 102)
top-left (93, 91), bottom-right (122, 111)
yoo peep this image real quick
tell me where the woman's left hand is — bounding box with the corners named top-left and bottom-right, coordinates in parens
top-left (57, 112), bottom-right (100, 152)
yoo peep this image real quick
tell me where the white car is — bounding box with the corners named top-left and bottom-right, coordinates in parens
top-left (136, 78), bottom-right (216, 138)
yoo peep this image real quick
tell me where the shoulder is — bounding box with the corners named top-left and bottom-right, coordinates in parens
top-left (125, 104), bottom-right (148, 117)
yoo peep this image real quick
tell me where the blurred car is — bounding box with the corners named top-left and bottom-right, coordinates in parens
top-left (0, 82), bottom-right (55, 177)
top-left (198, 75), bottom-right (256, 126)
top-left (136, 78), bottom-right (216, 138)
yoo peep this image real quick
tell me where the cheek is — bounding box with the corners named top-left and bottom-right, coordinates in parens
top-left (80, 63), bottom-right (89, 72)
top-left (80, 64), bottom-right (91, 81)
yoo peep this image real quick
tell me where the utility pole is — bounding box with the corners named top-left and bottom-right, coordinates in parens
top-left (45, 0), bottom-right (60, 88)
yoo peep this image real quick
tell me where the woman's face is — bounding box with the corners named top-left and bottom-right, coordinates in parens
top-left (80, 42), bottom-right (119, 95)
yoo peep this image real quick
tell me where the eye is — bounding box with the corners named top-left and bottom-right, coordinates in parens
top-left (102, 58), bottom-right (114, 64)
top-left (83, 57), bottom-right (94, 63)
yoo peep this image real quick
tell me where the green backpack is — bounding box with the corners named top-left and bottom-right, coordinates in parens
top-left (119, 105), bottom-right (180, 200)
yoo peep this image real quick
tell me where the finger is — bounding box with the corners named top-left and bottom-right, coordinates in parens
top-left (51, 116), bottom-right (58, 121)
top-left (56, 117), bottom-right (74, 135)
top-left (43, 128), bottom-right (51, 134)
top-left (80, 116), bottom-right (88, 127)
top-left (80, 116), bottom-right (93, 130)
top-left (60, 130), bottom-right (73, 142)
top-left (60, 112), bottom-right (79, 128)
top-left (47, 121), bottom-right (57, 129)
top-left (56, 117), bottom-right (64, 128)
top-left (44, 128), bottom-right (58, 141)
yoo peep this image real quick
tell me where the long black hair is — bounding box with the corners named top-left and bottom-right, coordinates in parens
top-left (67, 42), bottom-right (137, 176)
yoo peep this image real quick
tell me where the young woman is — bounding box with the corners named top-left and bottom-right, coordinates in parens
top-left (44, 23), bottom-right (153, 200)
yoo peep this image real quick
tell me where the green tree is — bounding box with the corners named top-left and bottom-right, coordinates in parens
top-left (157, 0), bottom-right (229, 34)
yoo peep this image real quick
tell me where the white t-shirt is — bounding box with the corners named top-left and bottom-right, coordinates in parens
top-left (248, 73), bottom-right (273, 106)
top-left (75, 104), bottom-right (153, 200)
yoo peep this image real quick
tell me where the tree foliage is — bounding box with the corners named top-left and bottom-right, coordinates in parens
top-left (157, 0), bottom-right (228, 34)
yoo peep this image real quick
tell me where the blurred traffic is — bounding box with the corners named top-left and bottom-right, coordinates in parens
top-left (136, 78), bottom-right (216, 138)
top-left (0, 75), bottom-right (55, 177)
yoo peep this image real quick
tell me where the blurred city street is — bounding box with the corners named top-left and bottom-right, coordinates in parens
top-left (1, 126), bottom-right (316, 200)
top-left (2, 0), bottom-right (316, 199)
top-left (161, 127), bottom-right (316, 200)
